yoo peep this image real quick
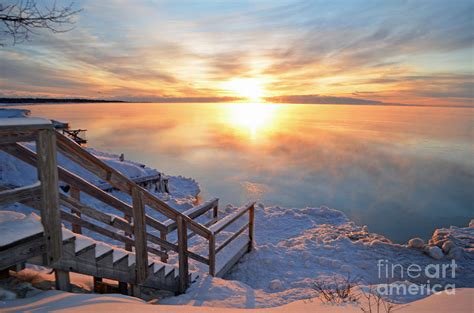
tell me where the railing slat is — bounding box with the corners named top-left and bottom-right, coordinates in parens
top-left (59, 194), bottom-right (133, 234)
top-left (163, 198), bottom-right (218, 232)
top-left (216, 222), bottom-right (249, 254)
top-left (0, 143), bottom-right (168, 233)
top-left (0, 183), bottom-right (41, 206)
top-left (209, 202), bottom-right (255, 235)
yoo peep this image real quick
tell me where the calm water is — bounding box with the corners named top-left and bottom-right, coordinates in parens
top-left (12, 102), bottom-right (474, 242)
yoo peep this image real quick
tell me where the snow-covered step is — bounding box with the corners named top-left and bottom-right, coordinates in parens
top-left (94, 242), bottom-right (114, 259)
top-left (72, 235), bottom-right (96, 254)
top-left (152, 262), bottom-right (165, 274)
top-left (112, 249), bottom-right (128, 263)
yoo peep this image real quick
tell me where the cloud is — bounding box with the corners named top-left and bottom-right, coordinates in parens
top-left (0, 0), bottom-right (472, 105)
top-left (264, 95), bottom-right (383, 105)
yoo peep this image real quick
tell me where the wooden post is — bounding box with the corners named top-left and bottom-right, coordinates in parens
top-left (124, 213), bottom-right (133, 252)
top-left (70, 187), bottom-right (82, 234)
top-left (118, 281), bottom-right (128, 295)
top-left (208, 234), bottom-right (216, 276)
top-left (131, 187), bottom-right (148, 287)
top-left (36, 128), bottom-right (62, 265)
top-left (93, 277), bottom-right (103, 293)
top-left (55, 269), bottom-right (71, 292)
top-left (160, 231), bottom-right (168, 263)
top-left (248, 204), bottom-right (255, 252)
top-left (177, 215), bottom-right (189, 293)
top-left (212, 200), bottom-right (218, 220)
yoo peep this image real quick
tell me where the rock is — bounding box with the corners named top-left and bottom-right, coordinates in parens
top-left (469, 219), bottom-right (474, 228)
top-left (428, 246), bottom-right (444, 260)
top-left (433, 239), bottom-right (446, 248)
top-left (0, 288), bottom-right (16, 301)
top-left (447, 247), bottom-right (464, 260)
top-left (408, 238), bottom-right (425, 249)
top-left (269, 279), bottom-right (283, 291)
top-left (442, 240), bottom-right (456, 253)
top-left (423, 245), bottom-right (431, 253)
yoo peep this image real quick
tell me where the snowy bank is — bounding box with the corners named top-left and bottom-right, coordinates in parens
top-left (161, 205), bottom-right (473, 308)
top-left (0, 288), bottom-right (472, 313)
top-left (0, 108), bottom-right (30, 118)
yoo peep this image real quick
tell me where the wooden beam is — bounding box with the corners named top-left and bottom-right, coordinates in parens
top-left (248, 204), bottom-right (255, 252)
top-left (55, 269), bottom-right (71, 292)
top-left (0, 143), bottom-right (168, 233)
top-left (208, 234), bottom-right (216, 276)
top-left (131, 187), bottom-right (148, 285)
top-left (0, 183), bottom-right (41, 207)
top-left (0, 233), bottom-right (46, 271)
top-left (216, 222), bottom-right (249, 254)
top-left (70, 187), bottom-right (82, 234)
top-left (163, 198), bottom-right (219, 232)
top-left (176, 215), bottom-right (189, 293)
top-left (59, 194), bottom-right (133, 235)
top-left (0, 131), bottom-right (37, 145)
top-left (159, 232), bottom-right (168, 263)
top-left (209, 202), bottom-right (255, 235)
top-left (36, 129), bottom-right (62, 265)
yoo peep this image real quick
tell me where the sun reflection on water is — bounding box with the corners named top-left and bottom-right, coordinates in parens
top-left (224, 102), bottom-right (280, 140)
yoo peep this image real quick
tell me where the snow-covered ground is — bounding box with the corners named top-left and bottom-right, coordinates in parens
top-left (1, 288), bottom-right (473, 313)
top-left (0, 110), bottom-right (473, 311)
top-left (0, 108), bottom-right (30, 118)
top-left (161, 205), bottom-right (473, 308)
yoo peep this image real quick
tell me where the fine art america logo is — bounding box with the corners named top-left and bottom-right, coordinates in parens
top-left (376, 259), bottom-right (457, 296)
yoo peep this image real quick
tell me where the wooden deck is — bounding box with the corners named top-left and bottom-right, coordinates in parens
top-left (0, 118), bottom-right (255, 298)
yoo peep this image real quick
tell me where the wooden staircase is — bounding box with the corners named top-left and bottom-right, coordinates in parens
top-left (0, 118), bottom-right (255, 298)
top-left (44, 229), bottom-right (197, 293)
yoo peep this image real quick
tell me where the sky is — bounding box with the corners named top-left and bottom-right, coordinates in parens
top-left (0, 0), bottom-right (473, 106)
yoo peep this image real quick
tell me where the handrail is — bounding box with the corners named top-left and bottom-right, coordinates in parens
top-left (210, 202), bottom-right (255, 234)
top-left (0, 129), bottom-right (256, 286)
top-left (55, 132), bottom-right (212, 239)
top-left (59, 194), bottom-right (133, 234)
top-left (163, 198), bottom-right (218, 232)
top-left (1, 143), bottom-right (168, 233)
top-left (0, 182), bottom-right (41, 206)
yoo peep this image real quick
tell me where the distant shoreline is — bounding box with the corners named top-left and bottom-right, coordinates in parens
top-left (0, 97), bottom-right (472, 109)
top-left (0, 98), bottom-right (127, 104)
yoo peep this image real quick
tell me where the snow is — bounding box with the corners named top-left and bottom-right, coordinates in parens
top-left (0, 288), bottom-right (472, 312)
top-left (0, 211), bottom-right (43, 247)
top-left (0, 117), bottom-right (51, 127)
top-left (0, 108), bottom-right (30, 118)
top-left (161, 206), bottom-right (474, 308)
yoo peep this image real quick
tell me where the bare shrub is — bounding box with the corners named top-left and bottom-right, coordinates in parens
top-left (312, 274), bottom-right (359, 304)
top-left (359, 285), bottom-right (406, 313)
top-left (311, 275), bottom-right (405, 313)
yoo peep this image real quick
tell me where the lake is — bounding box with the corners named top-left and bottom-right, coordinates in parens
top-left (10, 102), bottom-right (474, 242)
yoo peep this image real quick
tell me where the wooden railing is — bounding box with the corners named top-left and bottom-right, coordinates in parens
top-left (0, 125), bottom-right (255, 293)
top-left (0, 122), bottom-right (63, 283)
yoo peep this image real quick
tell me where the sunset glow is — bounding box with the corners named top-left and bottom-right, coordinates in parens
top-left (222, 78), bottom-right (266, 102)
top-left (0, 1), bottom-right (472, 107)
top-left (225, 102), bottom-right (279, 139)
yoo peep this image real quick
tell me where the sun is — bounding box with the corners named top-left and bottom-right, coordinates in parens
top-left (222, 78), bottom-right (265, 101)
